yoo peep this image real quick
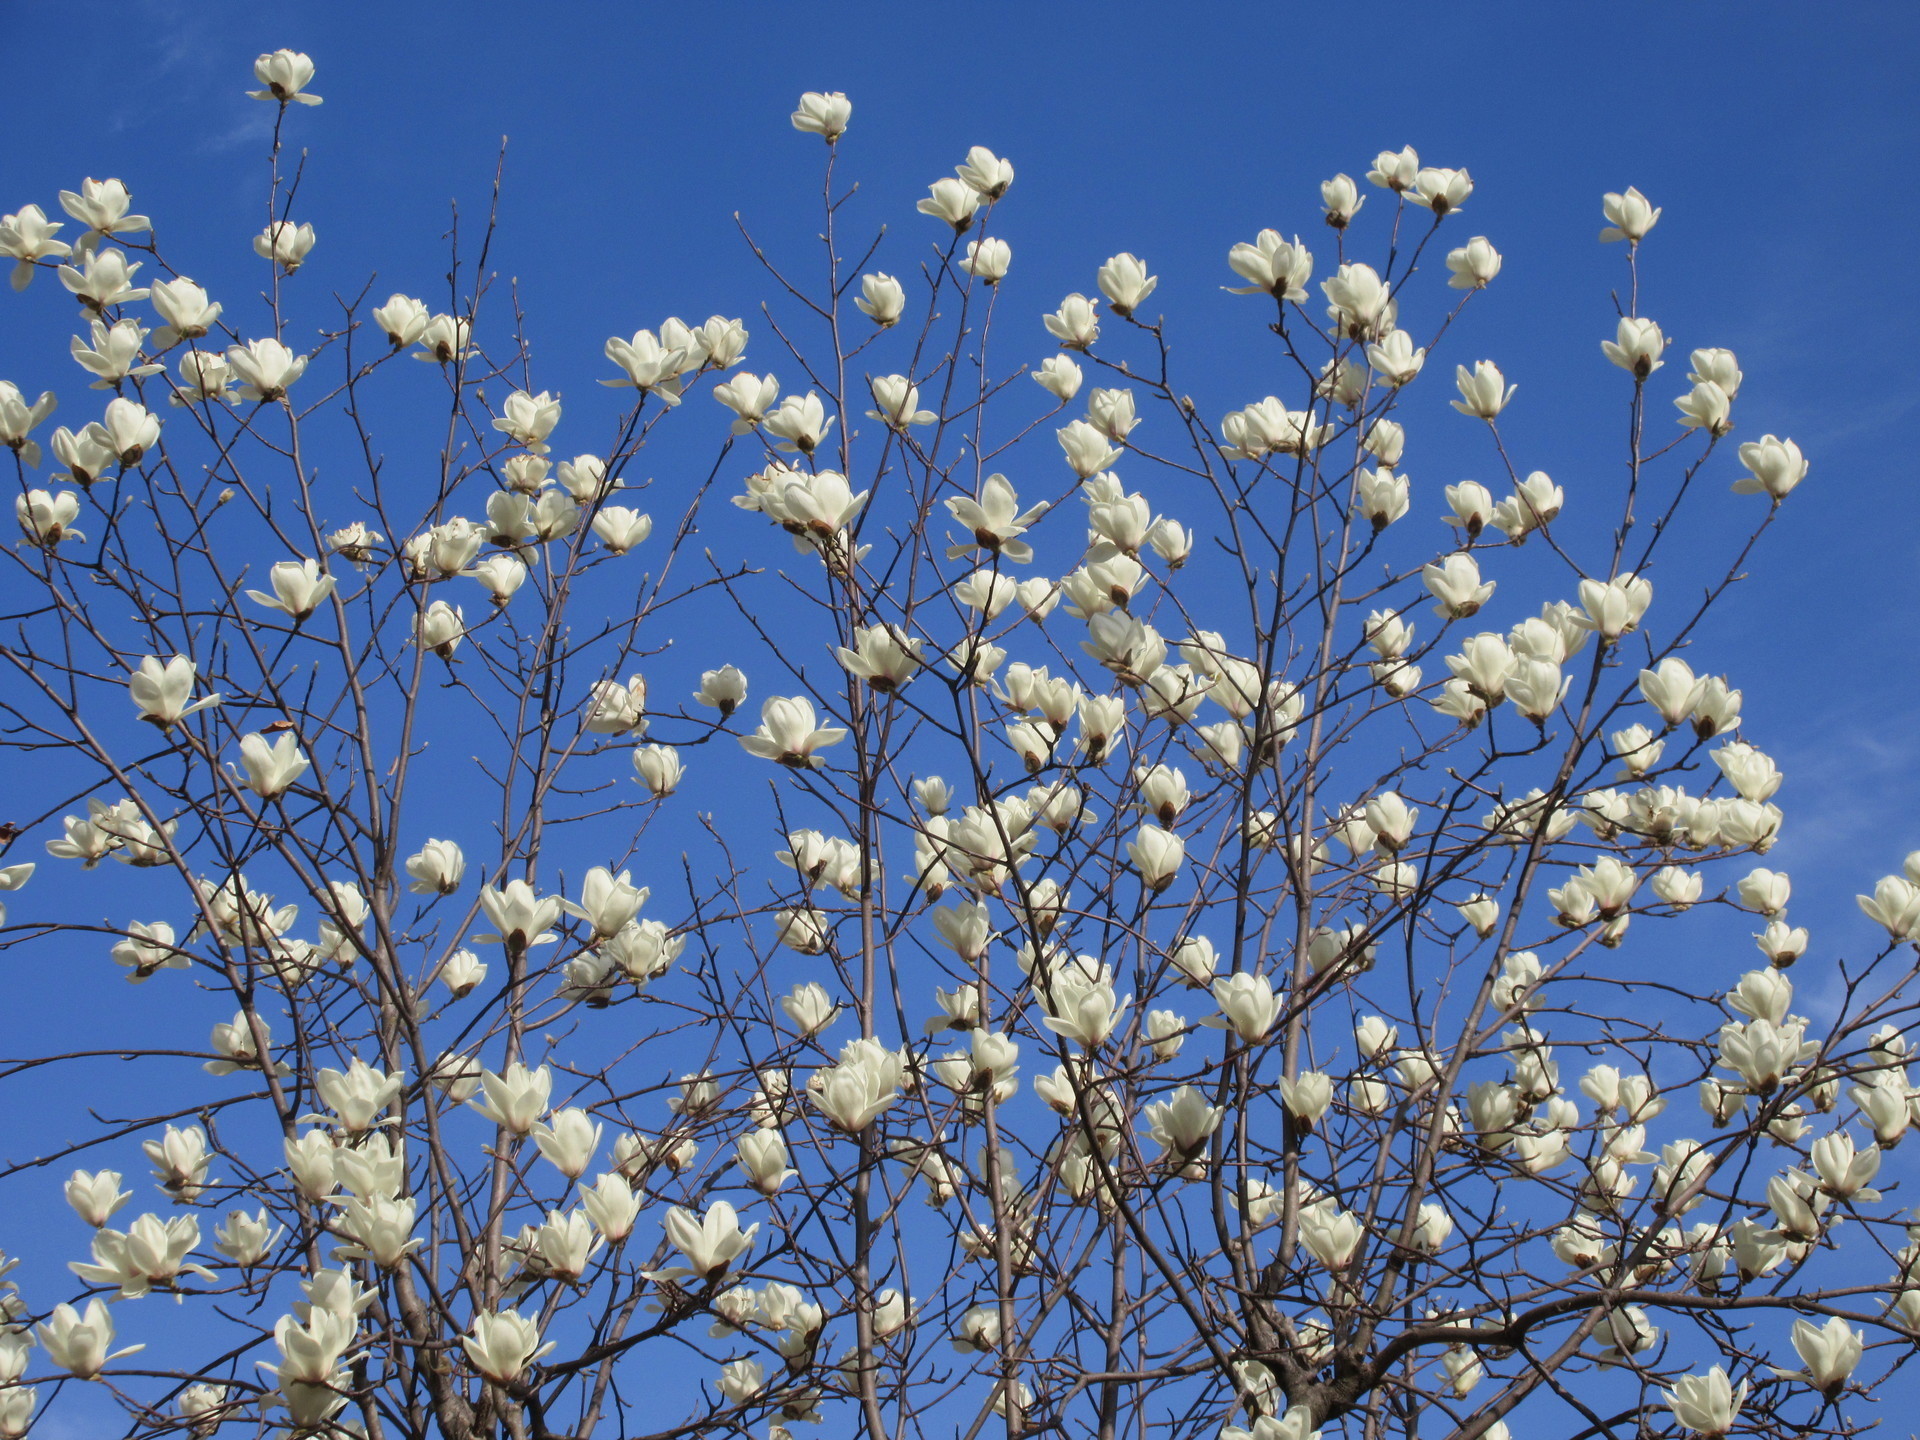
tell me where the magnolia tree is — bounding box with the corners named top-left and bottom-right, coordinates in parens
top-left (0, 50), bottom-right (1911, 1440)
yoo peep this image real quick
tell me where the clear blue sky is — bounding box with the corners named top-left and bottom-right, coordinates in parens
top-left (3, 2), bottom-right (1919, 1430)
top-left (5, 1), bottom-right (1911, 880)
top-left (10, 0), bottom-right (1913, 992)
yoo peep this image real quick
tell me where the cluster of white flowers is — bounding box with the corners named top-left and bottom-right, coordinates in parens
top-left (0, 52), bottom-right (1905, 1440)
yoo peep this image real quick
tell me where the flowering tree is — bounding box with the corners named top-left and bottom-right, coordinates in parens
top-left (0, 51), bottom-right (1912, 1440)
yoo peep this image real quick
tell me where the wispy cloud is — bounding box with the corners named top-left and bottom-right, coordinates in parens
top-left (1774, 718), bottom-right (1920, 858)
top-left (121, 0), bottom-right (258, 149)
top-left (150, 8), bottom-right (203, 76)
top-left (1796, 386), bottom-right (1920, 453)
top-left (198, 109), bottom-right (277, 156)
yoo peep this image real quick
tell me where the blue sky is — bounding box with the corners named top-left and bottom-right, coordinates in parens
top-left (3, 1), bottom-right (1920, 1431)
top-left (8, 0), bottom-right (1911, 858)
top-left (6, 0), bottom-right (1912, 1007)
